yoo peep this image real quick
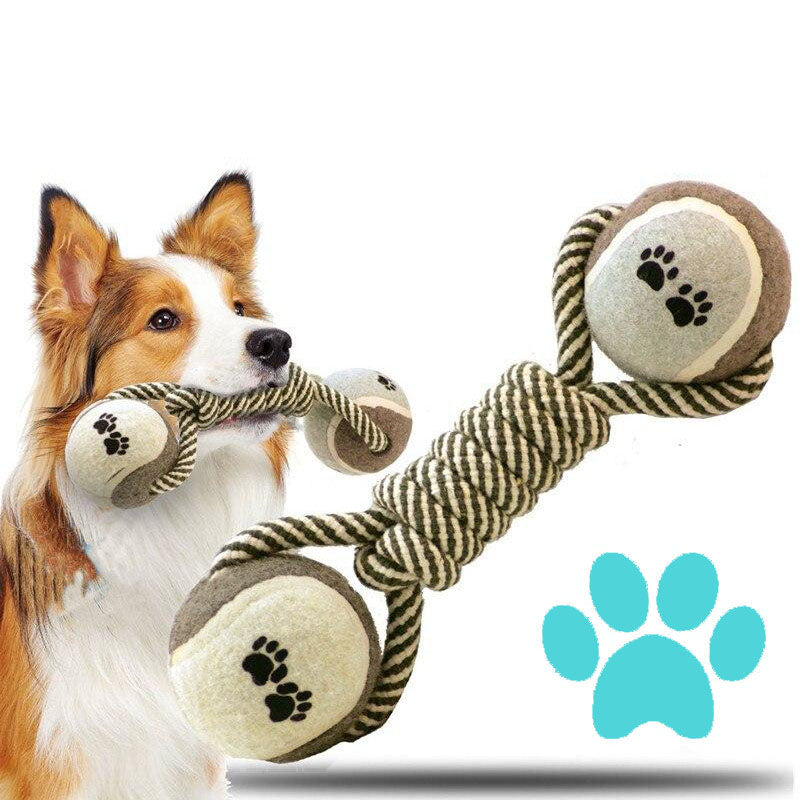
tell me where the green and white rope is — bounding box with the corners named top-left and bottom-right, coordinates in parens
top-left (108, 364), bottom-right (390, 497)
top-left (207, 204), bottom-right (774, 743)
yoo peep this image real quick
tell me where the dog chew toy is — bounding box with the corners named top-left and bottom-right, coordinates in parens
top-left (65, 367), bottom-right (413, 508)
top-left (165, 181), bottom-right (790, 763)
top-left (67, 181), bottom-right (791, 764)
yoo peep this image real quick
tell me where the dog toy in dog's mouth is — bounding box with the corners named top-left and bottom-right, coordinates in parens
top-left (65, 365), bottom-right (412, 509)
top-left (64, 365), bottom-right (410, 760)
top-left (161, 181), bottom-right (789, 764)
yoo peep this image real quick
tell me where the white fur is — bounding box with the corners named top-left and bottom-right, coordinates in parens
top-left (164, 254), bottom-right (290, 396)
top-left (32, 256), bottom-right (288, 799)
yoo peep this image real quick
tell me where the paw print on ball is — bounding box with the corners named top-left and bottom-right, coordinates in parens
top-left (242, 636), bottom-right (313, 723)
top-left (666, 286), bottom-right (713, 328)
top-left (377, 374), bottom-right (397, 391)
top-left (92, 413), bottom-right (130, 456)
top-left (103, 432), bottom-right (130, 456)
top-left (93, 412), bottom-right (117, 435)
top-left (542, 553), bottom-right (765, 739)
top-left (636, 245), bottom-right (675, 291)
top-left (635, 246), bottom-right (713, 328)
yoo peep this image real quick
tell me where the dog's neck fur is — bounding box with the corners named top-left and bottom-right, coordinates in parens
top-left (34, 434), bottom-right (284, 798)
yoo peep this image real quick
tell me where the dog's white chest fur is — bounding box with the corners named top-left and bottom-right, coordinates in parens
top-left (35, 441), bottom-right (283, 800)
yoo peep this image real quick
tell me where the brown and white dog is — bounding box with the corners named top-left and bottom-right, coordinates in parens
top-left (0, 174), bottom-right (292, 799)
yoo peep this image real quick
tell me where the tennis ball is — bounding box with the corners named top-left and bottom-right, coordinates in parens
top-left (304, 369), bottom-right (412, 474)
top-left (65, 398), bottom-right (177, 509)
top-left (169, 554), bottom-right (380, 763)
top-left (584, 181), bottom-right (790, 383)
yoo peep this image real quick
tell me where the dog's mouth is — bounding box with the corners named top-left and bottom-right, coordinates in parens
top-left (214, 412), bottom-right (279, 430)
top-left (185, 368), bottom-right (290, 438)
top-left (213, 377), bottom-right (287, 429)
top-left (259, 366), bottom-right (291, 392)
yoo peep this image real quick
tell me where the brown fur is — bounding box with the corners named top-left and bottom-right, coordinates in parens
top-left (2, 190), bottom-right (116, 630)
top-left (162, 174), bottom-right (258, 279)
top-left (0, 174), bottom-right (288, 798)
top-left (263, 422), bottom-right (292, 487)
top-left (0, 584), bottom-right (78, 799)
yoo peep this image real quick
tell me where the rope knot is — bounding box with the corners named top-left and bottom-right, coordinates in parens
top-left (351, 362), bottom-right (611, 595)
top-left (163, 387), bottom-right (222, 428)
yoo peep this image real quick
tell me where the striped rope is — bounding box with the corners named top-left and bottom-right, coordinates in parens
top-left (108, 363), bottom-right (389, 497)
top-left (207, 203), bottom-right (774, 744)
top-left (553, 205), bottom-right (624, 386)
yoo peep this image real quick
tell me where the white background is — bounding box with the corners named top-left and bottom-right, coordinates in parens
top-left (1, 1), bottom-right (798, 797)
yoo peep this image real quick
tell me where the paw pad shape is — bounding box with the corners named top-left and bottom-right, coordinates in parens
top-left (242, 636), bottom-right (313, 723)
top-left (542, 553), bottom-right (765, 739)
top-left (93, 412), bottom-right (117, 435)
top-left (103, 431), bottom-right (130, 456)
top-left (93, 413), bottom-right (129, 455)
top-left (665, 285), bottom-right (713, 328)
top-left (636, 245), bottom-right (675, 291)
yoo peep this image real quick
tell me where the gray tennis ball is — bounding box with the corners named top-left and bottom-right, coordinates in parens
top-left (65, 398), bottom-right (178, 508)
top-left (304, 369), bottom-right (412, 474)
top-left (169, 554), bottom-right (381, 763)
top-left (584, 182), bottom-right (790, 383)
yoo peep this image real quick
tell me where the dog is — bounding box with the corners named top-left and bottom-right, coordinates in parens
top-left (0, 174), bottom-right (292, 798)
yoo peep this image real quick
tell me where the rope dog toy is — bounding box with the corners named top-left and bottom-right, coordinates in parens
top-left (65, 366), bottom-right (412, 508)
top-left (69, 181), bottom-right (790, 763)
top-left (165, 182), bottom-right (789, 763)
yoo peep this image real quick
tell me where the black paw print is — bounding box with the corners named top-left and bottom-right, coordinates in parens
top-left (93, 413), bottom-right (117, 435)
top-left (242, 637), bottom-right (313, 723)
top-left (104, 431), bottom-right (130, 455)
top-left (636, 245), bottom-right (675, 292)
top-left (93, 414), bottom-right (130, 455)
top-left (266, 683), bottom-right (313, 723)
top-left (635, 248), bottom-right (713, 328)
top-left (666, 286), bottom-right (713, 328)
top-left (377, 374), bottom-right (396, 391)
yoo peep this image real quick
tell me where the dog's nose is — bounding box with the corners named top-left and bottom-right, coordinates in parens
top-left (246, 328), bottom-right (292, 369)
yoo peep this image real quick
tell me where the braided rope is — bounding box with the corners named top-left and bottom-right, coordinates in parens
top-left (208, 203), bottom-right (774, 743)
top-left (108, 363), bottom-right (389, 496)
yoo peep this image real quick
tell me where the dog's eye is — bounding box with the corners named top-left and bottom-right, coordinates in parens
top-left (148, 308), bottom-right (180, 331)
top-left (233, 301), bottom-right (245, 316)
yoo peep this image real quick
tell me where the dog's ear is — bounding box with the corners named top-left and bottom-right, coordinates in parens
top-left (162, 172), bottom-right (257, 276)
top-left (35, 187), bottom-right (116, 315)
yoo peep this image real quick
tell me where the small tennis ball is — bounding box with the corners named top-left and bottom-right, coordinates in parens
top-left (304, 369), bottom-right (412, 474)
top-left (169, 554), bottom-right (381, 763)
top-left (584, 181), bottom-right (790, 383)
top-left (65, 398), bottom-right (177, 509)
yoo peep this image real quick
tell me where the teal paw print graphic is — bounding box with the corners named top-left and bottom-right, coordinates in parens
top-left (542, 553), bottom-right (765, 739)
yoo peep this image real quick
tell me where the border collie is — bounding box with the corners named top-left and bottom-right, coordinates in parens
top-left (0, 174), bottom-right (290, 799)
